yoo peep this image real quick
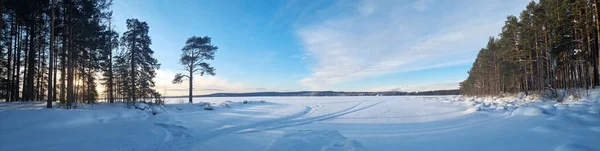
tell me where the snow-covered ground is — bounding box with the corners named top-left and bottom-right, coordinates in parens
top-left (1, 95), bottom-right (599, 151)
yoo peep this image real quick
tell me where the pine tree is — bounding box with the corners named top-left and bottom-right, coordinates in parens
top-left (461, 0), bottom-right (600, 96)
top-left (172, 36), bottom-right (217, 103)
top-left (120, 18), bottom-right (160, 103)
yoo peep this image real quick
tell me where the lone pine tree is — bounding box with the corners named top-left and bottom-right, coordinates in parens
top-left (172, 36), bottom-right (217, 103)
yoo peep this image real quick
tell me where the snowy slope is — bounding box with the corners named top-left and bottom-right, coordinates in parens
top-left (1, 95), bottom-right (599, 151)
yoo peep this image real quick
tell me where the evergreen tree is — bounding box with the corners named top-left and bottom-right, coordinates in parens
top-left (119, 18), bottom-right (160, 103)
top-left (461, 0), bottom-right (600, 97)
top-left (172, 36), bottom-right (217, 103)
top-left (0, 0), bottom-right (145, 107)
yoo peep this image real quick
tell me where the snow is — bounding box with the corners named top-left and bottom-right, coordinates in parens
top-left (512, 106), bottom-right (546, 116)
top-left (1, 94), bottom-right (600, 151)
top-left (465, 107), bottom-right (481, 113)
top-left (265, 130), bottom-right (366, 151)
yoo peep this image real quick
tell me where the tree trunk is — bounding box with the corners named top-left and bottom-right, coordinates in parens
top-left (6, 13), bottom-right (13, 102)
top-left (26, 24), bottom-right (36, 101)
top-left (15, 24), bottom-right (22, 101)
top-left (594, 0), bottom-right (600, 87)
top-left (67, 23), bottom-right (74, 108)
top-left (47, 0), bottom-right (55, 108)
top-left (535, 33), bottom-right (541, 91)
top-left (60, 27), bottom-right (66, 105)
top-left (131, 39), bottom-right (136, 103)
top-left (108, 19), bottom-right (114, 103)
top-left (189, 71), bottom-right (193, 103)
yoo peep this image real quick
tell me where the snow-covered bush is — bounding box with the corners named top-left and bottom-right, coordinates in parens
top-left (541, 89), bottom-right (560, 101)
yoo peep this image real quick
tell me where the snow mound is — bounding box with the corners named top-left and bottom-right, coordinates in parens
top-left (220, 101), bottom-right (233, 108)
top-left (204, 104), bottom-right (214, 110)
top-left (512, 107), bottom-right (546, 116)
top-left (555, 144), bottom-right (599, 151)
top-left (465, 107), bottom-right (481, 113)
top-left (265, 130), bottom-right (367, 151)
top-left (134, 102), bottom-right (150, 110)
top-left (152, 106), bottom-right (165, 115)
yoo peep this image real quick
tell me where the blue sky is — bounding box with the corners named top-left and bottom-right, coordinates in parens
top-left (111, 0), bottom-right (531, 96)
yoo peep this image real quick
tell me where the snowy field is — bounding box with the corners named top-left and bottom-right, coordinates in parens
top-left (1, 95), bottom-right (600, 151)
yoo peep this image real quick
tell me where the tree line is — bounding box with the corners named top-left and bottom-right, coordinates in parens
top-left (0, 0), bottom-right (162, 108)
top-left (461, 0), bottom-right (600, 96)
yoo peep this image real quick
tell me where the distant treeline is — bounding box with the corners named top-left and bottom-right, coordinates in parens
top-left (461, 1), bottom-right (600, 96)
top-left (162, 90), bottom-right (460, 98)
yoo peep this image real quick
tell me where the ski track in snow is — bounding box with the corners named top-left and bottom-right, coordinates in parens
top-left (153, 100), bottom-right (386, 151)
top-left (239, 101), bottom-right (387, 133)
top-left (348, 113), bottom-right (511, 137)
top-left (151, 99), bottom-right (529, 150)
top-left (152, 105), bottom-right (313, 150)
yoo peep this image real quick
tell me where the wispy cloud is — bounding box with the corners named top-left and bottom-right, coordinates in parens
top-left (369, 82), bottom-right (461, 92)
top-left (296, 0), bottom-right (528, 90)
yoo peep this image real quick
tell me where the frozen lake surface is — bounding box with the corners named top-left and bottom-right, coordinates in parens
top-left (1, 96), bottom-right (599, 151)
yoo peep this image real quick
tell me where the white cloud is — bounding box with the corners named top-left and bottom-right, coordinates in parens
top-left (154, 69), bottom-right (261, 96)
top-left (369, 82), bottom-right (460, 92)
top-left (297, 0), bottom-right (528, 90)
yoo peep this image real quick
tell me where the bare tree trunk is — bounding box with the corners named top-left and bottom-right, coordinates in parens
top-left (131, 40), bottom-right (136, 103)
top-left (26, 22), bottom-right (36, 101)
top-left (15, 24), bottom-right (22, 101)
top-left (108, 19), bottom-right (114, 103)
top-left (47, 0), bottom-right (55, 108)
top-left (0, 0), bottom-right (3, 101)
top-left (535, 33), bottom-right (541, 91)
top-left (67, 13), bottom-right (74, 108)
top-left (594, 0), bottom-right (600, 87)
top-left (189, 71), bottom-right (193, 103)
top-left (6, 13), bottom-right (14, 102)
top-left (22, 25), bottom-right (30, 101)
top-left (60, 29), bottom-right (66, 105)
